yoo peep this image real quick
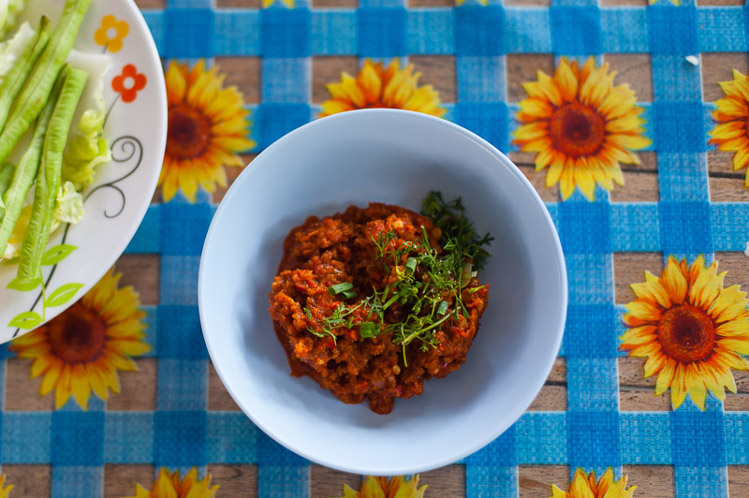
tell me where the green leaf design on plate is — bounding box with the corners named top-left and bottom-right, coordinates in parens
top-left (45, 282), bottom-right (84, 308)
top-left (41, 244), bottom-right (77, 266)
top-left (8, 311), bottom-right (43, 330)
top-left (7, 275), bottom-right (43, 292)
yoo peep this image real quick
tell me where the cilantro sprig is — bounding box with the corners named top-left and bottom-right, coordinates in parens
top-left (302, 192), bottom-right (492, 366)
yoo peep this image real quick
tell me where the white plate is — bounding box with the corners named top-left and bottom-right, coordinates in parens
top-left (0, 0), bottom-right (166, 342)
top-left (199, 109), bottom-right (567, 475)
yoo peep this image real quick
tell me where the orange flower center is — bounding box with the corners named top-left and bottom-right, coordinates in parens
top-left (166, 104), bottom-right (211, 160)
top-left (657, 304), bottom-right (716, 363)
top-left (48, 303), bottom-right (107, 364)
top-left (549, 102), bottom-right (605, 157)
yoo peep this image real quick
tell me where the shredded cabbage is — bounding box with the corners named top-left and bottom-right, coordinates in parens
top-left (0, 0), bottom-right (28, 40)
top-left (61, 49), bottom-right (111, 191)
top-left (0, 20), bottom-right (33, 79)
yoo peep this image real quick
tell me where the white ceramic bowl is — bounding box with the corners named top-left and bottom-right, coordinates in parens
top-left (198, 109), bottom-right (567, 475)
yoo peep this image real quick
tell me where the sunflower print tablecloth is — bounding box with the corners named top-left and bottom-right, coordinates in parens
top-left (2, 0), bottom-right (749, 496)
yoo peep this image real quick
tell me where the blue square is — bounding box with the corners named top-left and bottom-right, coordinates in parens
top-left (260, 9), bottom-right (311, 58)
top-left (257, 431), bottom-right (308, 465)
top-left (675, 467), bottom-right (728, 497)
top-left (698, 7), bottom-right (747, 52)
top-left (103, 413), bottom-right (154, 463)
top-left (651, 55), bottom-right (702, 101)
top-left (463, 426), bottom-right (515, 465)
top-left (563, 305), bottom-right (617, 358)
top-left (711, 203), bottom-right (749, 252)
top-left (503, 9), bottom-right (551, 53)
top-left (160, 256), bottom-right (200, 305)
top-left (515, 413), bottom-right (567, 464)
top-left (452, 102), bottom-right (508, 151)
top-left (258, 466), bottom-right (310, 497)
top-left (142, 11), bottom-right (164, 55)
top-left (262, 58), bottom-right (310, 103)
top-left (724, 413), bottom-right (749, 464)
top-left (550, 6), bottom-right (602, 55)
top-left (51, 412), bottom-right (104, 466)
top-left (164, 8), bottom-right (215, 58)
top-left (157, 305), bottom-right (207, 359)
top-left (567, 411), bottom-right (621, 468)
top-left (160, 203), bottom-right (213, 256)
top-left (670, 411), bottom-right (725, 467)
top-left (157, 359), bottom-right (208, 411)
top-left (407, 10), bottom-right (454, 55)
top-left (457, 56), bottom-right (505, 102)
top-left (358, 8), bottom-right (407, 57)
top-left (154, 411), bottom-right (207, 467)
top-left (610, 204), bottom-right (660, 252)
top-left (207, 413), bottom-right (258, 463)
top-left (657, 152), bottom-right (709, 203)
top-left (126, 205), bottom-right (161, 254)
top-left (620, 413), bottom-right (671, 464)
top-left (465, 466), bottom-right (517, 497)
top-left (214, 11), bottom-right (260, 56)
top-left (653, 101), bottom-right (705, 153)
top-left (658, 201), bottom-right (712, 256)
top-left (311, 11), bottom-right (357, 55)
top-left (600, 8), bottom-right (648, 53)
top-left (558, 201), bottom-right (611, 254)
top-left (455, 6), bottom-right (504, 56)
top-left (51, 466), bottom-right (102, 498)
top-left (567, 358), bottom-right (619, 412)
top-left (566, 254), bottom-right (614, 306)
top-left (2, 413), bottom-right (50, 463)
top-left (255, 103), bottom-right (311, 149)
top-left (647, 5), bottom-right (698, 55)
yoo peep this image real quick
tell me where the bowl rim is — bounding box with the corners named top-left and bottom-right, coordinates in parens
top-left (198, 108), bottom-right (568, 475)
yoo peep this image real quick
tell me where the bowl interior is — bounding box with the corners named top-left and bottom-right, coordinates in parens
top-left (198, 109), bottom-right (566, 475)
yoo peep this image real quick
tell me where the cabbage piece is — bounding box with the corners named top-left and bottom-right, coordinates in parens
top-left (0, 0), bottom-right (28, 40)
top-left (62, 49), bottom-right (112, 190)
top-left (0, 20), bottom-right (33, 80)
top-left (54, 181), bottom-right (83, 224)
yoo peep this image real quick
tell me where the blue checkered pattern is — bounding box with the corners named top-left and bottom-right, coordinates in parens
top-left (3, 0), bottom-right (749, 496)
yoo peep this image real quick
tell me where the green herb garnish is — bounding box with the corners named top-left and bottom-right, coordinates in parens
top-left (303, 192), bottom-right (492, 366)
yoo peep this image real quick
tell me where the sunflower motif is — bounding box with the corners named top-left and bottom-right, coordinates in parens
top-left (551, 468), bottom-right (635, 498)
top-left (10, 269), bottom-right (150, 410)
top-left (512, 57), bottom-right (650, 201)
top-left (337, 475), bottom-right (427, 498)
top-left (162, 60), bottom-right (256, 203)
top-left (709, 69), bottom-right (749, 187)
top-left (264, 0), bottom-right (294, 7)
top-left (0, 475), bottom-right (12, 498)
top-left (620, 256), bottom-right (749, 410)
top-left (125, 468), bottom-right (218, 498)
top-left (320, 59), bottom-right (446, 119)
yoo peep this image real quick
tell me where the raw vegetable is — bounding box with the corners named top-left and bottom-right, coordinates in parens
top-left (0, 16), bottom-right (49, 130)
top-left (0, 0), bottom-right (91, 167)
top-left (18, 65), bottom-right (87, 280)
top-left (0, 0), bottom-right (27, 39)
top-left (0, 161), bottom-right (13, 218)
top-left (0, 69), bottom-right (65, 259)
top-left (0, 20), bottom-right (33, 79)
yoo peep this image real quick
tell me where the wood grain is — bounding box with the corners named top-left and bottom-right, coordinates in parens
top-left (104, 465), bottom-right (154, 498)
top-left (620, 465), bottom-right (675, 498)
top-left (207, 465), bottom-right (258, 497)
top-left (117, 255), bottom-right (161, 306)
top-left (518, 466), bottom-right (569, 497)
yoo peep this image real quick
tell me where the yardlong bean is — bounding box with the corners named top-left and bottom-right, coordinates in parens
top-left (0, 16), bottom-right (50, 132)
top-left (18, 66), bottom-right (87, 280)
top-left (0, 0), bottom-right (91, 166)
top-left (0, 67), bottom-right (65, 260)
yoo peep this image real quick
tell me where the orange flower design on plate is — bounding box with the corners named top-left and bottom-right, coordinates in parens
top-left (9, 268), bottom-right (150, 409)
top-left (513, 57), bottom-right (650, 201)
top-left (94, 15), bottom-right (129, 53)
top-left (125, 468), bottom-right (218, 498)
top-left (709, 69), bottom-right (749, 187)
top-left (336, 475), bottom-right (427, 498)
top-left (112, 64), bottom-right (147, 103)
top-left (620, 256), bottom-right (749, 410)
top-left (550, 468), bottom-right (635, 498)
top-left (320, 59), bottom-right (446, 118)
